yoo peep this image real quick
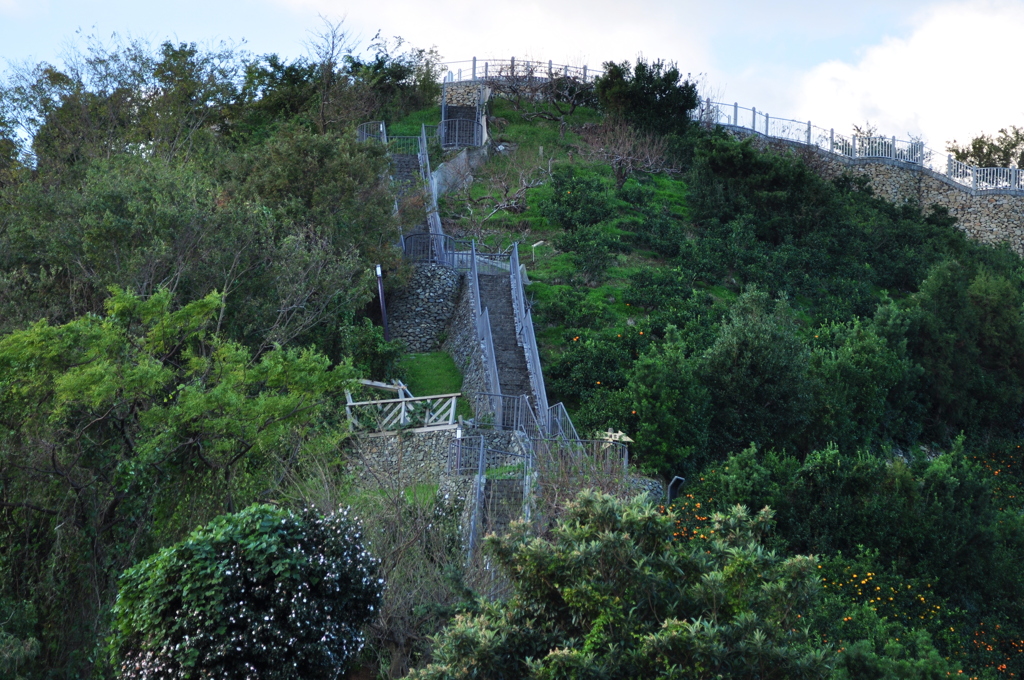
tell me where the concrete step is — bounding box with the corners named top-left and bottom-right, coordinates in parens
top-left (391, 153), bottom-right (421, 194)
top-left (478, 273), bottom-right (532, 399)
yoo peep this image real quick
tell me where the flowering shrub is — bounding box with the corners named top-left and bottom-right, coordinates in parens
top-left (110, 504), bottom-right (382, 680)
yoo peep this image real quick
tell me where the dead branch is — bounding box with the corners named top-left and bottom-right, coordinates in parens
top-left (579, 121), bottom-right (676, 188)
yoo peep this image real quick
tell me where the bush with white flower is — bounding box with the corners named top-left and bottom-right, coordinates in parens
top-left (110, 504), bottom-right (382, 680)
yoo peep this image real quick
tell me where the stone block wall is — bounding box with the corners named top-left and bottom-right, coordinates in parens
top-left (626, 476), bottom-right (665, 501)
top-left (387, 264), bottom-right (460, 352)
top-left (442, 275), bottom-right (494, 418)
top-left (349, 429), bottom-right (456, 488)
top-left (735, 130), bottom-right (1024, 256)
top-left (443, 82), bottom-right (483, 108)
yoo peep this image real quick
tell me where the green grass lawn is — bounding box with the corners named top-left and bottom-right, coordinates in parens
top-left (397, 352), bottom-right (473, 419)
top-left (388, 105), bottom-right (442, 136)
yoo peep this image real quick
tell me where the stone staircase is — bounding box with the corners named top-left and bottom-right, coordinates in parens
top-left (477, 273), bottom-right (533, 400)
top-left (392, 153), bottom-right (421, 195)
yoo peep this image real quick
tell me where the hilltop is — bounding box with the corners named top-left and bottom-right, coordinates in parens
top-left (0, 34), bottom-right (1022, 680)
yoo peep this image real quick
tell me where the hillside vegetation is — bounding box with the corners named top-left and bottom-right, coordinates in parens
top-left (0, 29), bottom-right (1021, 680)
top-left (440, 60), bottom-right (1024, 679)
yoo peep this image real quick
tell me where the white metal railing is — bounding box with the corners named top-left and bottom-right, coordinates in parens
top-left (345, 393), bottom-right (460, 431)
top-left (441, 57), bottom-right (602, 84)
top-left (705, 99), bottom-right (1024, 192)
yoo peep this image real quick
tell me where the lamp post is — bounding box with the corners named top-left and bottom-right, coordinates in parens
top-left (376, 264), bottom-right (389, 341)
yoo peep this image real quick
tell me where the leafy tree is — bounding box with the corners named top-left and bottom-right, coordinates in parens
top-left (539, 165), bottom-right (611, 231)
top-left (110, 503), bottom-right (382, 679)
top-left (905, 261), bottom-right (1024, 435)
top-left (803, 317), bottom-right (918, 451)
top-left (594, 58), bottom-right (699, 136)
top-left (0, 288), bottom-right (355, 673)
top-left (410, 493), bottom-right (832, 680)
top-left (627, 326), bottom-right (711, 476)
top-left (229, 55), bottom-right (319, 143)
top-left (0, 129), bottom-right (394, 348)
top-left (343, 33), bottom-right (442, 125)
top-left (689, 441), bottom-right (1024, 676)
top-left (947, 125), bottom-right (1024, 168)
top-left (698, 289), bottom-right (812, 456)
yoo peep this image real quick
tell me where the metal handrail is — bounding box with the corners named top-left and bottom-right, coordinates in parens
top-left (442, 57), bottom-right (603, 84)
top-left (547, 402), bottom-right (580, 442)
top-left (387, 136), bottom-right (420, 156)
top-left (357, 120), bottom-right (387, 143)
top-left (509, 243), bottom-right (550, 418)
top-left (705, 98), bottom-right (1024, 193)
top-left (447, 436), bottom-right (532, 476)
top-left (535, 437), bottom-right (629, 475)
top-left (479, 308), bottom-right (502, 399)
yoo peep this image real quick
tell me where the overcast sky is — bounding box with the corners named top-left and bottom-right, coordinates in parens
top-left (1, 0), bottom-right (1021, 150)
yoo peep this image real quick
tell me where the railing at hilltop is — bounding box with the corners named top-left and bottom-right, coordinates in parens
top-left (705, 99), bottom-right (1024, 192)
top-left (441, 57), bottom-right (602, 84)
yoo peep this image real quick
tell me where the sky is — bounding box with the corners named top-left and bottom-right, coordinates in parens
top-left (2, 0), bottom-right (1023, 151)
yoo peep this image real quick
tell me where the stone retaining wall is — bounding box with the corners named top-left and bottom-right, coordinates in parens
top-left (349, 429), bottom-right (456, 488)
top-left (734, 129), bottom-right (1024, 256)
top-left (387, 263), bottom-right (460, 352)
top-left (444, 82), bottom-right (483, 108)
top-left (626, 476), bottom-right (665, 501)
top-left (442, 275), bottom-right (494, 418)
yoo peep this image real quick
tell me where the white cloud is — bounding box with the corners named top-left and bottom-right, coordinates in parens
top-left (791, 0), bottom-right (1024, 151)
top-left (268, 0), bottom-right (713, 74)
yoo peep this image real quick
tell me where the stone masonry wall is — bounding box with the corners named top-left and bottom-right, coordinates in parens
top-left (735, 130), bottom-right (1024, 256)
top-left (442, 274), bottom-right (494, 418)
top-left (349, 429), bottom-right (456, 488)
top-left (821, 157), bottom-right (1024, 255)
top-left (387, 263), bottom-right (460, 352)
top-left (443, 82), bottom-right (483, 108)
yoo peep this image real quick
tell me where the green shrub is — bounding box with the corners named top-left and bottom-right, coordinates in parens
top-left (539, 166), bottom-right (611, 230)
top-left (697, 289), bottom-right (812, 456)
top-left (110, 504), bottom-right (382, 680)
top-left (553, 224), bottom-right (617, 283)
top-left (410, 493), bottom-right (832, 680)
top-left (594, 58), bottom-right (699, 137)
